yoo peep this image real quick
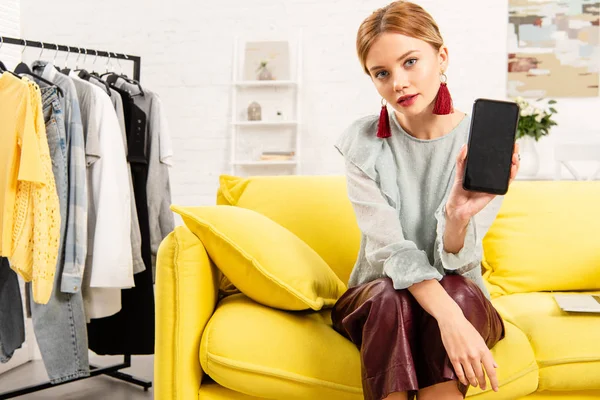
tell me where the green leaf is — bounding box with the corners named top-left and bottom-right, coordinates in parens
top-left (548, 100), bottom-right (557, 104)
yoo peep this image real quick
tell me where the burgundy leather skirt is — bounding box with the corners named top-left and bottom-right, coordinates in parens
top-left (331, 275), bottom-right (505, 400)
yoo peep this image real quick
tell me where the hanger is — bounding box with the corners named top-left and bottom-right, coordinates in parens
top-left (99, 52), bottom-right (119, 78)
top-left (73, 49), bottom-right (111, 97)
top-left (51, 43), bottom-right (61, 72)
top-left (60, 45), bottom-right (72, 75)
top-left (106, 74), bottom-right (145, 97)
top-left (79, 69), bottom-right (112, 97)
top-left (103, 53), bottom-right (144, 96)
top-left (14, 40), bottom-right (64, 97)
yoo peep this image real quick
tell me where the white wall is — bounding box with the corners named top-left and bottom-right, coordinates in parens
top-left (0, 0), bottom-right (20, 64)
top-left (18, 0), bottom-right (600, 206)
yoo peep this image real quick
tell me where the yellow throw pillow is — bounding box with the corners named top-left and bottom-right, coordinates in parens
top-left (217, 174), bottom-right (361, 285)
top-left (171, 205), bottom-right (347, 311)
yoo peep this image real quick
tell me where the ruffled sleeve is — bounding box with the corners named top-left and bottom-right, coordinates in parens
top-left (336, 115), bottom-right (444, 290)
top-left (344, 160), bottom-right (443, 290)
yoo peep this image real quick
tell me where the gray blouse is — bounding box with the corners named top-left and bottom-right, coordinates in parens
top-left (335, 111), bottom-right (504, 299)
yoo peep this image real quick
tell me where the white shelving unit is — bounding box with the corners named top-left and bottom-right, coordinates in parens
top-left (233, 160), bottom-right (298, 166)
top-left (229, 33), bottom-right (303, 176)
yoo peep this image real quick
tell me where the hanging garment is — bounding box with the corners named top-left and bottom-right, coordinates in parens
top-left (89, 79), bottom-right (144, 274)
top-left (26, 83), bottom-right (90, 383)
top-left (0, 72), bottom-right (37, 258)
top-left (87, 81), bottom-right (158, 355)
top-left (32, 61), bottom-right (88, 294)
top-left (0, 257), bottom-right (24, 363)
top-left (0, 72), bottom-right (60, 305)
top-left (111, 78), bottom-right (174, 277)
top-left (67, 71), bottom-right (134, 320)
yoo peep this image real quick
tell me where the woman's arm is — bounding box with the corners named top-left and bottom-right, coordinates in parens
top-left (442, 211), bottom-right (470, 254)
top-left (435, 144), bottom-right (511, 273)
top-left (408, 279), bottom-right (499, 392)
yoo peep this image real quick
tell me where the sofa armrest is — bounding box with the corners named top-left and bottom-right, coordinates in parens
top-left (155, 225), bottom-right (220, 400)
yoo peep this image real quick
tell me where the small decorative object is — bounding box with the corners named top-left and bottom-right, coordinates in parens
top-left (256, 60), bottom-right (274, 80)
top-left (247, 101), bottom-right (262, 121)
top-left (243, 41), bottom-right (290, 81)
top-left (275, 110), bottom-right (284, 121)
top-left (513, 97), bottom-right (558, 177)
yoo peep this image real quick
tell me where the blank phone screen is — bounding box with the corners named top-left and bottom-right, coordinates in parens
top-left (464, 100), bottom-right (519, 194)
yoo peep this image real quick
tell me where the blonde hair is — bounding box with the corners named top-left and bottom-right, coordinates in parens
top-left (356, 1), bottom-right (444, 75)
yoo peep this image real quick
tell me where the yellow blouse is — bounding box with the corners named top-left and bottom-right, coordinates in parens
top-left (0, 73), bottom-right (60, 304)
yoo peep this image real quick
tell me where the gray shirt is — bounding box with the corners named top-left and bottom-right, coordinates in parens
top-left (335, 111), bottom-right (503, 299)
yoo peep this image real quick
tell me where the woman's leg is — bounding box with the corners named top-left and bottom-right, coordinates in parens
top-left (383, 392), bottom-right (409, 400)
top-left (417, 381), bottom-right (462, 400)
top-left (332, 278), bottom-right (419, 400)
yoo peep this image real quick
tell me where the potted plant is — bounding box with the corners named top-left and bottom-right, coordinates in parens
top-left (513, 97), bottom-right (558, 177)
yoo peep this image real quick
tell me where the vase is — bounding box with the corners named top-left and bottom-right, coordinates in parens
top-left (517, 137), bottom-right (540, 178)
top-left (257, 66), bottom-right (273, 81)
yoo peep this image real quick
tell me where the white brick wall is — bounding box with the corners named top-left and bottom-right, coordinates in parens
top-left (0, 0), bottom-right (20, 65)
top-left (18, 0), bottom-right (600, 207)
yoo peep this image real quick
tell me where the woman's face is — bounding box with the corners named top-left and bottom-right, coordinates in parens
top-left (365, 32), bottom-right (448, 117)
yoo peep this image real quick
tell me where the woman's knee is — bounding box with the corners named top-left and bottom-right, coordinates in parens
top-left (439, 275), bottom-right (483, 308)
top-left (439, 275), bottom-right (489, 325)
top-left (370, 278), bottom-right (412, 311)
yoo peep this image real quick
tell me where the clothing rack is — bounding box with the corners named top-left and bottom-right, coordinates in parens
top-left (0, 36), bottom-right (141, 81)
top-left (0, 37), bottom-right (150, 399)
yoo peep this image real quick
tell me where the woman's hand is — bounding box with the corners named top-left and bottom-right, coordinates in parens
top-left (445, 143), bottom-right (520, 223)
top-left (438, 311), bottom-right (500, 392)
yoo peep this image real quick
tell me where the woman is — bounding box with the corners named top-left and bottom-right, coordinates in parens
top-left (331, 2), bottom-right (520, 400)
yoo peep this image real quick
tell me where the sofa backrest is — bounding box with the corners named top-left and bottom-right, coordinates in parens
top-left (483, 180), bottom-right (600, 297)
top-left (217, 175), bottom-right (600, 293)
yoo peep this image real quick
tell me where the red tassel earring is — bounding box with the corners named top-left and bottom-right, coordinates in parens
top-left (433, 73), bottom-right (454, 115)
top-left (377, 98), bottom-right (391, 138)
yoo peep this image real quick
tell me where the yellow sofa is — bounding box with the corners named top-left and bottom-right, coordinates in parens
top-left (154, 176), bottom-right (600, 400)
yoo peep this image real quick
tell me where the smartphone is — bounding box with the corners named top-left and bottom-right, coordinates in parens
top-left (463, 98), bottom-right (520, 195)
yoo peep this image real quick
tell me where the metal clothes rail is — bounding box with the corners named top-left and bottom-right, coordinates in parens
top-left (0, 36), bottom-right (150, 399)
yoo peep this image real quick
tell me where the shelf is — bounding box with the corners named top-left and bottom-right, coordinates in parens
top-left (231, 34), bottom-right (303, 176)
top-left (234, 80), bottom-right (297, 88)
top-left (233, 121), bottom-right (298, 127)
top-left (233, 160), bottom-right (297, 166)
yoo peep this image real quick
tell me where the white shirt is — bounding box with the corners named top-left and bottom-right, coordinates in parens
top-left (69, 72), bottom-right (134, 318)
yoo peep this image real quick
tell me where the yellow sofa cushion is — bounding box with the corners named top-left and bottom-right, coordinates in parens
top-left (172, 205), bottom-right (346, 311)
top-left (492, 292), bottom-right (600, 391)
top-left (518, 391), bottom-right (600, 399)
top-left (199, 294), bottom-right (537, 400)
top-left (200, 294), bottom-right (362, 400)
top-left (482, 181), bottom-right (600, 297)
top-left (217, 175), bottom-right (360, 284)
